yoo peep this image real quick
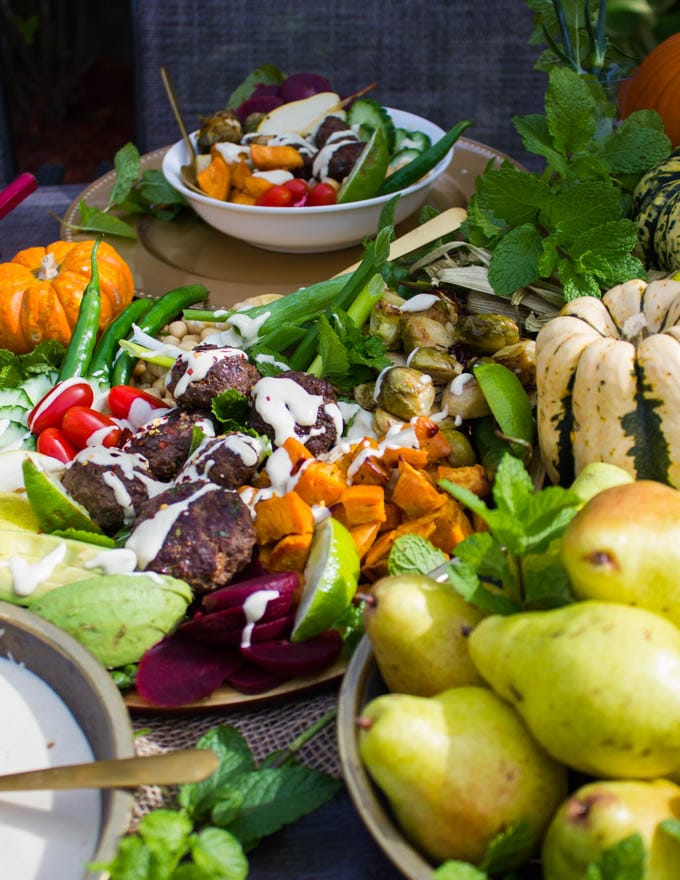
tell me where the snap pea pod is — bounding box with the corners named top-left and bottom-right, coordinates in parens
top-left (377, 119), bottom-right (473, 196)
top-left (111, 283), bottom-right (209, 386)
top-left (58, 238), bottom-right (103, 381)
top-left (87, 297), bottom-right (153, 384)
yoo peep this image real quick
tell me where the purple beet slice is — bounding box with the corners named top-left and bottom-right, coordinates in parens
top-left (202, 571), bottom-right (299, 619)
top-left (136, 632), bottom-right (242, 707)
top-left (235, 94), bottom-right (283, 121)
top-left (241, 630), bottom-right (343, 678)
top-left (180, 605), bottom-right (246, 644)
top-left (227, 662), bottom-right (288, 695)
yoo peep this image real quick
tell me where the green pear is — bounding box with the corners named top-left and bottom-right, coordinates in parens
top-left (569, 461), bottom-right (634, 505)
top-left (357, 686), bottom-right (568, 866)
top-left (543, 779), bottom-right (680, 879)
top-left (560, 480), bottom-right (680, 627)
top-left (468, 601), bottom-right (680, 778)
top-left (363, 574), bottom-right (486, 696)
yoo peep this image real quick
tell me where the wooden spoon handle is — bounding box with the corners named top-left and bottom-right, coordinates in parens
top-left (335, 206), bottom-right (467, 277)
top-left (0, 748), bottom-right (219, 791)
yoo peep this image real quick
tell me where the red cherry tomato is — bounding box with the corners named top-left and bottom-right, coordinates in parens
top-left (307, 182), bottom-right (338, 206)
top-left (36, 427), bottom-right (78, 464)
top-left (27, 380), bottom-right (94, 435)
top-left (255, 185), bottom-right (294, 208)
top-left (283, 178), bottom-right (309, 203)
top-left (61, 406), bottom-right (122, 450)
top-left (107, 385), bottom-right (169, 426)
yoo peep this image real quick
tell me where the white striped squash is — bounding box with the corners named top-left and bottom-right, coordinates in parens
top-left (536, 278), bottom-right (680, 487)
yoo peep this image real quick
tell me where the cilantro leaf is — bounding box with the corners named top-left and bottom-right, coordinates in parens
top-left (387, 533), bottom-right (448, 576)
top-left (318, 307), bottom-right (391, 392)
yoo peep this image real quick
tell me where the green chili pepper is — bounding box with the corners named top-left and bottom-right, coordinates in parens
top-left (58, 238), bottom-right (103, 381)
top-left (377, 120), bottom-right (473, 196)
top-left (87, 297), bottom-right (154, 384)
top-left (111, 283), bottom-right (209, 386)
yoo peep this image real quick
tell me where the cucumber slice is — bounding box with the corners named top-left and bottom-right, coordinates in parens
top-left (0, 421), bottom-right (32, 451)
top-left (0, 388), bottom-right (31, 409)
top-left (0, 404), bottom-right (30, 425)
top-left (21, 374), bottom-right (56, 406)
top-left (346, 98), bottom-right (397, 154)
top-left (393, 127), bottom-right (410, 152)
top-left (390, 147), bottom-right (422, 168)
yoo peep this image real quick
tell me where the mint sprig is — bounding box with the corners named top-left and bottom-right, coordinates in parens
top-left (461, 66), bottom-right (670, 301)
top-left (92, 719), bottom-right (341, 879)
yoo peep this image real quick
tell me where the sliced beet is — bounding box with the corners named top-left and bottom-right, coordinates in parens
top-left (236, 95), bottom-right (283, 121)
top-left (251, 83), bottom-right (282, 98)
top-left (242, 612), bottom-right (295, 646)
top-left (279, 72), bottom-right (333, 103)
top-left (227, 662), bottom-right (288, 695)
top-left (202, 571), bottom-right (299, 618)
top-left (180, 605), bottom-right (246, 644)
top-left (136, 632), bottom-right (242, 707)
top-left (241, 630), bottom-right (343, 678)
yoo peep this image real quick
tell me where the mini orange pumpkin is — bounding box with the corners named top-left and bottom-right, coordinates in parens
top-left (619, 32), bottom-right (680, 148)
top-left (0, 240), bottom-right (135, 354)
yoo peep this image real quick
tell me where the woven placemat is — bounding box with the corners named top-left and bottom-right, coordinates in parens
top-left (130, 685), bottom-right (341, 825)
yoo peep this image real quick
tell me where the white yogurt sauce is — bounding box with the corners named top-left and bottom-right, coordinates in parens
top-left (241, 589), bottom-right (280, 649)
top-left (0, 656), bottom-right (101, 880)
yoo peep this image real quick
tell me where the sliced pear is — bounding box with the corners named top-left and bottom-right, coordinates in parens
top-left (257, 91), bottom-right (343, 136)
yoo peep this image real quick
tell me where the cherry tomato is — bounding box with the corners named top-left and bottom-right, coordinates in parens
top-left (283, 178), bottom-right (309, 203)
top-left (307, 182), bottom-right (338, 206)
top-left (61, 406), bottom-right (122, 450)
top-left (27, 380), bottom-right (94, 435)
top-left (36, 427), bottom-right (78, 463)
top-left (255, 185), bottom-right (294, 208)
top-left (107, 384), bottom-right (169, 426)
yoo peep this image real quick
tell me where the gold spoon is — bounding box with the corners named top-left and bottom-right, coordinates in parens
top-left (0, 748), bottom-right (220, 792)
top-left (159, 65), bottom-right (205, 195)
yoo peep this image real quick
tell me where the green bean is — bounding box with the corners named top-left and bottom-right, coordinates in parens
top-left (377, 120), bottom-right (473, 196)
top-left (87, 297), bottom-right (153, 384)
top-left (58, 238), bottom-right (103, 381)
top-left (111, 284), bottom-right (209, 386)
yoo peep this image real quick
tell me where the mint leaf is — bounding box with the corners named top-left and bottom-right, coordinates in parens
top-left (109, 142), bottom-right (141, 208)
top-left (542, 181), bottom-right (623, 242)
top-left (512, 112), bottom-right (568, 175)
top-left (487, 223), bottom-right (544, 296)
top-left (318, 314), bottom-right (350, 379)
top-left (446, 560), bottom-right (520, 615)
top-left (660, 818), bottom-right (680, 842)
top-left (187, 827), bottom-right (248, 880)
top-left (523, 549), bottom-right (575, 608)
top-left (479, 820), bottom-right (534, 874)
top-left (213, 764), bottom-right (341, 850)
top-left (473, 164), bottom-right (549, 227)
top-left (387, 533), bottom-right (448, 576)
top-left (434, 862), bottom-right (488, 880)
top-left (586, 833), bottom-right (646, 880)
top-left (601, 110), bottom-right (671, 174)
top-left (453, 531), bottom-right (511, 587)
top-left (545, 67), bottom-right (597, 156)
top-left (75, 201), bottom-right (138, 239)
top-left (210, 389), bottom-right (251, 427)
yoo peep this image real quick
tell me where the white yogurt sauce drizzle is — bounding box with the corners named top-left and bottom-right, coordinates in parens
top-left (5, 543), bottom-right (67, 597)
top-left (399, 293), bottom-right (440, 312)
top-left (169, 347), bottom-right (248, 398)
top-left (252, 377), bottom-right (343, 447)
top-left (240, 589), bottom-right (280, 649)
top-left (0, 656), bottom-right (101, 880)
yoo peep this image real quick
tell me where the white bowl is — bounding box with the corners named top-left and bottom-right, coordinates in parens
top-left (162, 108), bottom-right (453, 254)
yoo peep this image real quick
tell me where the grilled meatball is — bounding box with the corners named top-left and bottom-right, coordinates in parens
top-left (62, 447), bottom-right (166, 534)
top-left (327, 141), bottom-right (366, 182)
top-left (126, 481), bottom-right (256, 593)
top-left (165, 344), bottom-right (261, 411)
top-left (247, 370), bottom-right (343, 456)
top-left (314, 115), bottom-right (353, 149)
top-left (122, 408), bottom-right (216, 482)
top-left (175, 432), bottom-right (269, 489)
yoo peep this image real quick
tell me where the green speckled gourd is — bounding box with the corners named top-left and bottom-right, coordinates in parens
top-left (633, 147), bottom-right (680, 272)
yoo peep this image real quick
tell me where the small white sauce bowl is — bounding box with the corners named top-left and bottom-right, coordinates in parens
top-left (162, 108), bottom-right (453, 254)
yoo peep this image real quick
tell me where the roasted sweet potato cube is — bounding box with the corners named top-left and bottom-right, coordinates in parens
top-left (265, 532), bottom-right (313, 572)
top-left (335, 484), bottom-right (386, 527)
top-left (436, 464), bottom-right (491, 498)
top-left (254, 491), bottom-right (315, 545)
top-left (230, 158), bottom-right (252, 189)
top-left (381, 446), bottom-right (430, 469)
top-left (429, 497), bottom-right (474, 553)
top-left (349, 519), bottom-right (382, 559)
top-left (196, 153), bottom-right (230, 200)
top-left (414, 415), bottom-right (453, 463)
top-left (250, 143), bottom-right (304, 171)
top-left (242, 175), bottom-right (275, 198)
top-left (229, 190), bottom-right (257, 205)
top-left (295, 460), bottom-right (346, 507)
top-left (391, 459), bottom-right (447, 518)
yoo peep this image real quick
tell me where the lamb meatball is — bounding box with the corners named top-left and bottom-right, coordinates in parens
top-left (126, 481), bottom-right (256, 593)
top-left (176, 432), bottom-right (269, 489)
top-left (122, 407), bottom-right (216, 482)
top-left (314, 115), bottom-right (353, 149)
top-left (165, 344), bottom-right (261, 411)
top-left (247, 370), bottom-right (343, 456)
top-left (62, 447), bottom-right (166, 534)
top-left (326, 141), bottom-right (366, 182)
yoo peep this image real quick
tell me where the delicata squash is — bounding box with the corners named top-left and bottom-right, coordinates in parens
top-left (535, 277), bottom-right (680, 488)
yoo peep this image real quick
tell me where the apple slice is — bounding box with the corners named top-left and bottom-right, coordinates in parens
top-left (256, 91), bottom-right (344, 136)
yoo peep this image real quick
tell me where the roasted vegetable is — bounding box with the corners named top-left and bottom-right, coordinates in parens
top-left (197, 109), bottom-right (243, 151)
top-left (454, 314), bottom-right (521, 355)
top-left (633, 146), bottom-right (680, 273)
top-left (374, 366), bottom-right (436, 420)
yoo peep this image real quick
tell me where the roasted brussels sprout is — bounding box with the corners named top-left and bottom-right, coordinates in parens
top-left (492, 340), bottom-right (537, 388)
top-left (436, 419), bottom-right (478, 466)
top-left (407, 347), bottom-right (463, 384)
top-left (197, 110), bottom-right (243, 152)
top-left (454, 314), bottom-right (521, 355)
top-left (375, 366), bottom-right (436, 421)
top-left (399, 297), bottom-right (459, 353)
top-left (372, 407), bottom-right (406, 435)
top-left (354, 382), bottom-right (377, 411)
top-left (442, 373), bottom-right (492, 420)
top-left (369, 292), bottom-right (406, 350)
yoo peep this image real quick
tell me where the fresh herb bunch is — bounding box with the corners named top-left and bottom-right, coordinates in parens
top-left (61, 143), bottom-right (188, 241)
top-left (461, 64), bottom-right (670, 301)
top-left (91, 720), bottom-right (341, 880)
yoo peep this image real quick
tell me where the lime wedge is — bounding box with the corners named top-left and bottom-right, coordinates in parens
top-left (473, 362), bottom-right (535, 458)
top-left (291, 516), bottom-right (360, 642)
top-left (22, 457), bottom-right (104, 535)
top-left (0, 493), bottom-right (41, 531)
top-left (337, 126), bottom-right (390, 204)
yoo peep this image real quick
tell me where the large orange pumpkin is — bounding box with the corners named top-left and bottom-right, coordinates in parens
top-left (0, 240), bottom-right (135, 354)
top-left (619, 32), bottom-right (680, 148)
